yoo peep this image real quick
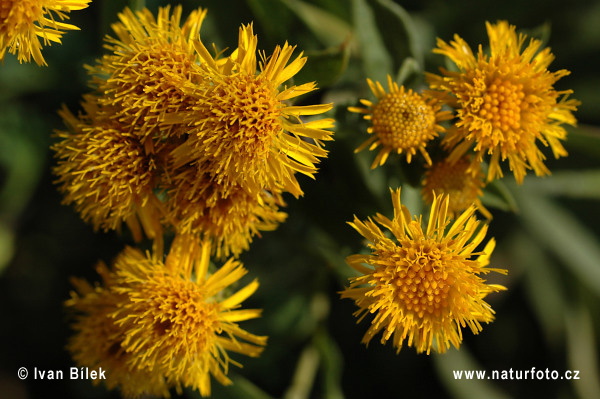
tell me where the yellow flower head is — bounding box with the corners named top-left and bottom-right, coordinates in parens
top-left (67, 235), bottom-right (267, 398)
top-left (52, 95), bottom-right (162, 240)
top-left (66, 263), bottom-right (171, 398)
top-left (110, 235), bottom-right (267, 397)
top-left (0, 0), bottom-right (90, 66)
top-left (87, 5), bottom-right (208, 144)
top-left (349, 75), bottom-right (452, 169)
top-left (422, 156), bottom-right (491, 220)
top-left (341, 188), bottom-right (506, 354)
top-left (170, 23), bottom-right (335, 197)
top-left (164, 165), bottom-right (287, 259)
top-left (427, 21), bottom-right (580, 183)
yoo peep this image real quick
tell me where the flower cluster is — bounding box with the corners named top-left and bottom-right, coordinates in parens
top-left (343, 20), bottom-right (578, 354)
top-left (59, 5), bottom-right (334, 398)
top-left (350, 20), bottom-right (579, 219)
top-left (52, 5), bottom-right (333, 259)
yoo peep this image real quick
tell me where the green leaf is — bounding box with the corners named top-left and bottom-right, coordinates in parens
top-left (521, 169), bottom-right (600, 199)
top-left (509, 231), bottom-right (566, 343)
top-left (294, 41), bottom-right (351, 88)
top-left (375, 0), bottom-right (427, 68)
top-left (128, 0), bottom-right (145, 11)
top-left (0, 105), bottom-right (47, 223)
top-left (395, 57), bottom-right (421, 86)
top-left (397, 182), bottom-right (423, 217)
top-left (0, 57), bottom-right (54, 99)
top-left (354, 149), bottom-right (388, 205)
top-left (0, 222), bottom-right (15, 276)
top-left (351, 0), bottom-right (393, 82)
top-left (513, 188), bottom-right (600, 297)
top-left (205, 374), bottom-right (275, 399)
top-left (307, 226), bottom-right (355, 283)
top-left (481, 179), bottom-right (519, 213)
top-left (281, 0), bottom-right (353, 48)
top-left (247, 0), bottom-right (294, 41)
top-left (433, 347), bottom-right (511, 399)
top-left (566, 124), bottom-right (600, 157)
top-left (523, 21), bottom-right (552, 48)
top-left (100, 0), bottom-right (128, 38)
top-left (270, 294), bottom-right (312, 336)
top-left (565, 301), bottom-right (600, 399)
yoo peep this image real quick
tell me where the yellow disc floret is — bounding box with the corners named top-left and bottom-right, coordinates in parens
top-left (88, 5), bottom-right (209, 143)
top-left (372, 88), bottom-right (437, 151)
top-left (188, 72), bottom-right (284, 186)
top-left (166, 23), bottom-right (334, 197)
top-left (422, 157), bottom-right (491, 219)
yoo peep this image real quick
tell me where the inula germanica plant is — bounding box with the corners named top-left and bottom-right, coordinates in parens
top-left (3, 1), bottom-right (586, 397)
top-left (53, 5), bottom-right (334, 259)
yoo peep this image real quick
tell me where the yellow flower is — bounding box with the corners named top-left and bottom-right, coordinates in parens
top-left (427, 21), bottom-right (580, 183)
top-left (67, 236), bottom-right (266, 397)
top-left (168, 23), bottom-right (335, 197)
top-left (341, 188), bottom-right (506, 354)
top-left (163, 165), bottom-right (287, 259)
top-left (52, 95), bottom-right (163, 241)
top-left (349, 75), bottom-right (452, 169)
top-left (110, 235), bottom-right (267, 397)
top-left (422, 156), bottom-right (491, 220)
top-left (87, 5), bottom-right (208, 144)
top-left (0, 0), bottom-right (90, 66)
top-left (66, 263), bottom-right (171, 398)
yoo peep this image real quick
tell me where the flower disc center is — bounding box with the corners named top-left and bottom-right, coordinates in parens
top-left (478, 77), bottom-right (525, 133)
top-left (391, 239), bottom-right (454, 318)
top-left (210, 73), bottom-right (283, 159)
top-left (372, 91), bottom-right (436, 150)
top-left (149, 278), bottom-right (221, 351)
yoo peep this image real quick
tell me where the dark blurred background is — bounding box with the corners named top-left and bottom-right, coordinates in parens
top-left (1, 0), bottom-right (599, 398)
